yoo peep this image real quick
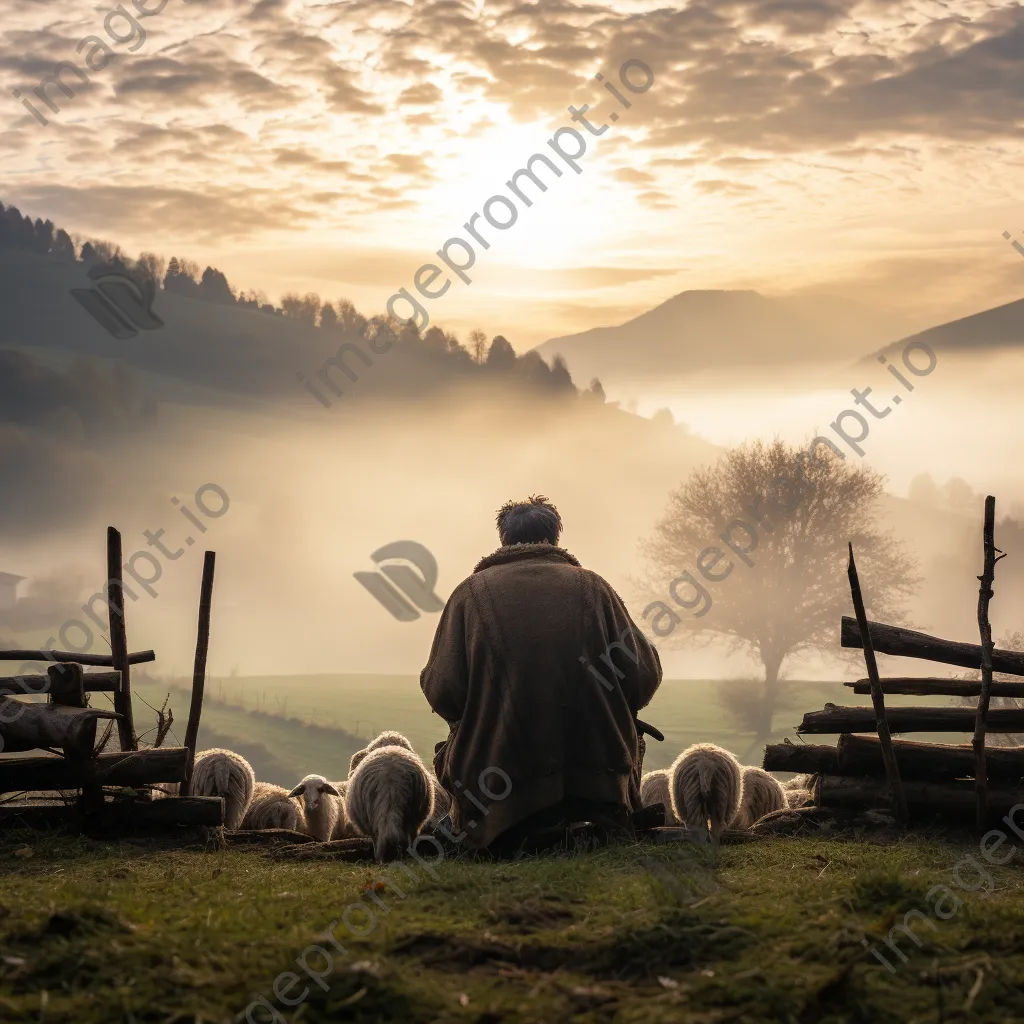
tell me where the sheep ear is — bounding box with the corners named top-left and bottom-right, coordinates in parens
top-left (323, 783), bottom-right (341, 797)
top-left (287, 784), bottom-right (304, 797)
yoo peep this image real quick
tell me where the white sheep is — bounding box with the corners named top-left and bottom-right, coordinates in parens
top-left (189, 748), bottom-right (256, 830)
top-left (241, 781), bottom-right (307, 832)
top-left (366, 730), bottom-right (414, 752)
top-left (349, 731), bottom-right (413, 777)
top-left (288, 774), bottom-right (343, 842)
top-left (345, 744), bottom-right (434, 862)
top-left (669, 743), bottom-right (743, 844)
top-left (640, 769), bottom-right (681, 825)
top-left (730, 766), bottom-right (787, 830)
top-left (785, 787), bottom-right (812, 809)
top-left (330, 780), bottom-right (351, 839)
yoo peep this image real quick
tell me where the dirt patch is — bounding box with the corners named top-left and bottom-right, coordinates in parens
top-left (391, 912), bottom-right (755, 981)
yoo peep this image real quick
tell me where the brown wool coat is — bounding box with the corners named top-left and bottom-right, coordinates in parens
top-left (420, 542), bottom-right (662, 849)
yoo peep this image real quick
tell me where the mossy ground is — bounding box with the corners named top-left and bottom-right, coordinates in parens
top-left (1, 826), bottom-right (1023, 1023)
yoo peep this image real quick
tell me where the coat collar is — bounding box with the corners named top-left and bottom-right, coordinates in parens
top-left (473, 542), bottom-right (582, 574)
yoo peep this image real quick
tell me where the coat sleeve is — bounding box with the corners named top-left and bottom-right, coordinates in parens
top-left (419, 584), bottom-right (470, 725)
top-left (594, 575), bottom-right (663, 714)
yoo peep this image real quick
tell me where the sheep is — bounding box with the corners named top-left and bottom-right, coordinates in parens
top-left (669, 743), bottom-right (743, 844)
top-left (288, 774), bottom-right (342, 842)
top-left (330, 780), bottom-right (352, 839)
top-left (189, 748), bottom-right (256, 830)
top-left (349, 732), bottom-right (414, 777)
top-left (241, 781), bottom-right (307, 832)
top-left (785, 787), bottom-right (812, 809)
top-left (730, 766), bottom-right (787, 830)
top-left (345, 744), bottom-right (434, 862)
top-left (365, 730), bottom-right (413, 752)
top-left (640, 769), bottom-right (680, 825)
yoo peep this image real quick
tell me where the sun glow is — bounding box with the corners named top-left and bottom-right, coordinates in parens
top-left (412, 115), bottom-right (635, 273)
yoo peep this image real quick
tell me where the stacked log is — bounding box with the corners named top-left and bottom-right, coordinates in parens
top-left (766, 734), bottom-right (1024, 784)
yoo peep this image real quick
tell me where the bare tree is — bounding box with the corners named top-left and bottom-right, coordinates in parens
top-left (468, 329), bottom-right (488, 362)
top-left (334, 298), bottom-right (366, 334)
top-left (135, 252), bottom-right (167, 288)
top-left (640, 438), bottom-right (919, 744)
top-left (280, 292), bottom-right (322, 326)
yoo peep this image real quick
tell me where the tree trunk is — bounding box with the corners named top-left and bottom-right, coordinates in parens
top-left (754, 652), bottom-right (784, 748)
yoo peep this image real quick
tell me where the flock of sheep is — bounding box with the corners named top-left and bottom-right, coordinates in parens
top-left (171, 735), bottom-right (808, 861)
top-left (642, 741), bottom-right (811, 842)
top-left (175, 730), bottom-right (449, 862)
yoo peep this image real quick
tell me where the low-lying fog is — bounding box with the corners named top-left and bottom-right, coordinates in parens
top-left (1, 348), bottom-right (1021, 683)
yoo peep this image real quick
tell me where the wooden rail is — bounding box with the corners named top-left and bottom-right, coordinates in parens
top-left (841, 617), bottom-right (1024, 675)
top-left (819, 775), bottom-right (1023, 821)
top-left (844, 677), bottom-right (1024, 697)
top-left (0, 747), bottom-right (189, 794)
top-left (799, 705), bottom-right (1024, 734)
top-left (766, 735), bottom-right (1024, 784)
top-left (0, 650), bottom-right (155, 667)
top-left (0, 671), bottom-right (120, 696)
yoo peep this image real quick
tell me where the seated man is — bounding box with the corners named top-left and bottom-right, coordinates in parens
top-left (420, 494), bottom-right (662, 853)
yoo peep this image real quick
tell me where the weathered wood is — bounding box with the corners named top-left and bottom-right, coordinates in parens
top-left (836, 733), bottom-right (1024, 784)
top-left (0, 651), bottom-right (155, 667)
top-left (799, 704), bottom-right (1024, 734)
top-left (841, 617), bottom-right (1024, 675)
top-left (845, 677), bottom-right (1024, 697)
top-left (268, 837), bottom-right (378, 861)
top-left (225, 828), bottom-right (318, 845)
top-left (974, 496), bottom-right (1003, 828)
top-left (847, 543), bottom-right (908, 824)
top-left (183, 552), bottom-right (216, 793)
top-left (107, 527), bottom-right (136, 751)
top-left (48, 664), bottom-right (85, 708)
top-left (0, 747), bottom-right (189, 794)
top-left (818, 774), bottom-right (1024, 821)
top-left (0, 698), bottom-right (120, 757)
top-left (762, 741), bottom-right (840, 775)
top-left (135, 794), bottom-right (223, 827)
top-left (0, 794), bottom-right (223, 831)
top-left (0, 670), bottom-right (120, 697)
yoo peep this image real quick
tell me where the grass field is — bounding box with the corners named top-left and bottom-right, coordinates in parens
top-left (2, 825), bottom-right (1023, 1023)
top-left (131, 674), bottom-right (978, 779)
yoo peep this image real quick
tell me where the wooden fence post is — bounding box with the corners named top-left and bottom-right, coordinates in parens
top-left (973, 496), bottom-right (1004, 828)
top-left (182, 552), bottom-right (216, 794)
top-left (848, 543), bottom-right (909, 824)
top-left (107, 527), bottom-right (136, 751)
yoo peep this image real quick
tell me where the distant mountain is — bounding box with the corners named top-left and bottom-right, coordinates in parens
top-left (534, 289), bottom-right (912, 386)
top-left (864, 295), bottom-right (1024, 366)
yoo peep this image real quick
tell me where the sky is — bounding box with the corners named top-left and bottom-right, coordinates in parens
top-left (2, 0), bottom-right (1024, 350)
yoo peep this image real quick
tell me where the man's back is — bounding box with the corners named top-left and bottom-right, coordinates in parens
top-left (421, 539), bottom-right (662, 849)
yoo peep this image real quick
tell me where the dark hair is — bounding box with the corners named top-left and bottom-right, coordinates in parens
top-left (496, 494), bottom-right (562, 546)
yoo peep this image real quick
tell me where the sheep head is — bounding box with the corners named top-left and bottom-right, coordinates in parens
top-left (289, 774), bottom-right (340, 812)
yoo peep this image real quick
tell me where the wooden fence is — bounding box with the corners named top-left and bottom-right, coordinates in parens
top-left (0, 527), bottom-right (222, 830)
top-left (765, 496), bottom-right (1022, 827)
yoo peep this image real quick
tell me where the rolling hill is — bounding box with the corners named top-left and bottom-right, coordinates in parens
top-left (534, 289), bottom-right (913, 387)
